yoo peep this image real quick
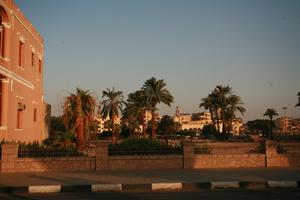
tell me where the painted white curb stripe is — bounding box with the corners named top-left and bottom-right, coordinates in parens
top-left (152, 183), bottom-right (182, 190)
top-left (268, 181), bottom-right (297, 188)
top-left (91, 184), bottom-right (122, 192)
top-left (212, 181), bottom-right (239, 189)
top-left (29, 185), bottom-right (61, 193)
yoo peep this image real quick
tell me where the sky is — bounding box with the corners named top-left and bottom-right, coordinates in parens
top-left (15, 0), bottom-right (300, 122)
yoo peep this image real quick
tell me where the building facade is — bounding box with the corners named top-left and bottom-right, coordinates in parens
top-left (0, 0), bottom-right (46, 142)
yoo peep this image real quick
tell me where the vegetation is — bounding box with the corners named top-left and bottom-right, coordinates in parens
top-left (101, 87), bottom-right (126, 144)
top-left (122, 90), bottom-right (148, 137)
top-left (200, 85), bottom-right (246, 137)
top-left (108, 138), bottom-right (182, 155)
top-left (176, 130), bottom-right (197, 137)
top-left (62, 88), bottom-right (96, 149)
top-left (157, 115), bottom-right (181, 135)
top-left (141, 77), bottom-right (174, 138)
top-left (202, 124), bottom-right (218, 138)
top-left (296, 92), bottom-right (300, 108)
top-left (246, 119), bottom-right (272, 138)
top-left (263, 108), bottom-right (279, 139)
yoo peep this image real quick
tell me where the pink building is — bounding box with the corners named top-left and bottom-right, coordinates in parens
top-left (0, 0), bottom-right (47, 142)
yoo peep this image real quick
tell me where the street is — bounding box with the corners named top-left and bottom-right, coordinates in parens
top-left (0, 190), bottom-right (299, 200)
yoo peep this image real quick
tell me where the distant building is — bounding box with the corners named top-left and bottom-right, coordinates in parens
top-left (275, 117), bottom-right (300, 134)
top-left (0, 0), bottom-right (47, 142)
top-left (173, 106), bottom-right (243, 135)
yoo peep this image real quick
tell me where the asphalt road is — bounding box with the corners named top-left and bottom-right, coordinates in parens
top-left (0, 190), bottom-right (300, 200)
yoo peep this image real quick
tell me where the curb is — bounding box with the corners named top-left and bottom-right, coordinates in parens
top-left (0, 181), bottom-right (299, 194)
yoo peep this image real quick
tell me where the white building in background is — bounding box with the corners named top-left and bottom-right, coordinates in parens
top-left (173, 106), bottom-right (243, 135)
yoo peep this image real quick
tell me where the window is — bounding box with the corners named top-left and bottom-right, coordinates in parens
top-left (31, 52), bottom-right (34, 67)
top-left (18, 41), bottom-right (24, 67)
top-left (38, 59), bottom-right (42, 73)
top-left (17, 108), bottom-right (22, 129)
top-left (33, 108), bottom-right (37, 122)
top-left (17, 103), bottom-right (25, 129)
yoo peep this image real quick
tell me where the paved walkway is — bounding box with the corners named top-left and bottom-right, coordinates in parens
top-left (0, 168), bottom-right (300, 187)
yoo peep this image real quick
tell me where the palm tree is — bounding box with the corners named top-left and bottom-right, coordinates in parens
top-left (213, 85), bottom-right (232, 134)
top-left (142, 77), bottom-right (174, 139)
top-left (101, 87), bottom-right (126, 144)
top-left (225, 95), bottom-right (246, 133)
top-left (199, 95), bottom-right (216, 130)
top-left (295, 92), bottom-right (300, 107)
top-left (62, 88), bottom-right (96, 149)
top-left (263, 108), bottom-right (279, 139)
top-left (123, 90), bottom-right (149, 137)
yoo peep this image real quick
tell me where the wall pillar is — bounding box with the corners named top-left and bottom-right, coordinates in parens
top-left (1, 143), bottom-right (18, 173)
top-left (183, 141), bottom-right (194, 169)
top-left (265, 140), bottom-right (278, 167)
top-left (95, 140), bottom-right (108, 170)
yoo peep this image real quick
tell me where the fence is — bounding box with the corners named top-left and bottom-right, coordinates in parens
top-left (108, 146), bottom-right (183, 156)
top-left (194, 142), bottom-right (262, 154)
top-left (18, 145), bottom-right (84, 157)
top-left (277, 142), bottom-right (300, 154)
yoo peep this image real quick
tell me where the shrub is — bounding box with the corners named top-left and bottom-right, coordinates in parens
top-left (109, 138), bottom-right (182, 155)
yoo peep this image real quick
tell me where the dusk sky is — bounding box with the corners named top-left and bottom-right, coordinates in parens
top-left (15, 0), bottom-right (300, 121)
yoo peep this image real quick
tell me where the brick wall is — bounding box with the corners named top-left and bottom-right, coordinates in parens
top-left (191, 154), bottom-right (265, 168)
top-left (1, 140), bottom-right (300, 173)
top-left (13, 157), bottom-right (95, 172)
top-left (108, 155), bottom-right (183, 170)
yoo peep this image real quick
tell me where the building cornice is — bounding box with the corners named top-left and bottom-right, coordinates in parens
top-left (0, 64), bottom-right (34, 90)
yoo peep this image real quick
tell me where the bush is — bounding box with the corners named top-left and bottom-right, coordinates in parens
top-left (109, 138), bottom-right (182, 155)
top-left (176, 130), bottom-right (197, 137)
top-left (202, 124), bottom-right (218, 138)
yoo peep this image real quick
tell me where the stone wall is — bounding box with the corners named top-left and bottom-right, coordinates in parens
top-left (1, 140), bottom-right (300, 173)
top-left (108, 155), bottom-right (183, 170)
top-left (13, 157), bottom-right (95, 172)
top-left (191, 154), bottom-right (265, 169)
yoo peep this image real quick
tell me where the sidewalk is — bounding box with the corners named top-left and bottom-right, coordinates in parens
top-left (0, 168), bottom-right (299, 193)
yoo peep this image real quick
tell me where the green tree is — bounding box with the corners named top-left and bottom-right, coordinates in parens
top-left (50, 116), bottom-right (66, 135)
top-left (225, 95), bottom-right (246, 133)
top-left (157, 115), bottom-right (181, 135)
top-left (246, 119), bottom-right (272, 138)
top-left (263, 108), bottom-right (279, 139)
top-left (101, 87), bottom-right (126, 144)
top-left (295, 92), bottom-right (300, 107)
top-left (62, 88), bottom-right (95, 149)
top-left (200, 85), bottom-right (246, 136)
top-left (142, 77), bottom-right (174, 139)
top-left (202, 124), bottom-right (218, 138)
top-left (123, 90), bottom-right (149, 137)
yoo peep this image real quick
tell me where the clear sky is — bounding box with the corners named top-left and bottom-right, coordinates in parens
top-left (15, 0), bottom-right (300, 121)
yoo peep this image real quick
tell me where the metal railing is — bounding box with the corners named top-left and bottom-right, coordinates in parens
top-left (108, 146), bottom-right (183, 156)
top-left (277, 142), bottom-right (300, 154)
top-left (194, 142), bottom-right (262, 155)
top-left (18, 145), bottom-right (84, 158)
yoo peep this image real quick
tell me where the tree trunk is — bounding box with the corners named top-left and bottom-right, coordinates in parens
top-left (142, 110), bottom-right (146, 138)
top-left (270, 117), bottom-right (273, 140)
top-left (151, 109), bottom-right (156, 139)
top-left (222, 108), bottom-right (226, 135)
top-left (76, 117), bottom-right (84, 150)
top-left (111, 116), bottom-right (116, 144)
top-left (215, 108), bottom-right (220, 134)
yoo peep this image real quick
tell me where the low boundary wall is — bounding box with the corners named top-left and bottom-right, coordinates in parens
top-left (0, 141), bottom-right (299, 173)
